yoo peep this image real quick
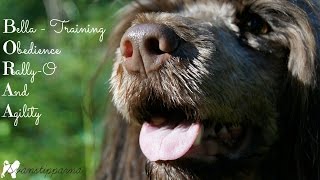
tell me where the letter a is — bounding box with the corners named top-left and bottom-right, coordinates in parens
top-left (2, 104), bottom-right (13, 117)
top-left (2, 83), bottom-right (13, 96)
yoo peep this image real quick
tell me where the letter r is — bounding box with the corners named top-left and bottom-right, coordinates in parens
top-left (3, 61), bottom-right (14, 75)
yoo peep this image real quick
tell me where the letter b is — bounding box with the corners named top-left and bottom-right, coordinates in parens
top-left (3, 19), bottom-right (16, 33)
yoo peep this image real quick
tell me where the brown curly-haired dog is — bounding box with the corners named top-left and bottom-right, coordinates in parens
top-left (97, 0), bottom-right (320, 179)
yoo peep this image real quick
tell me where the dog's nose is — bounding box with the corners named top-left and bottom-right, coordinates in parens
top-left (120, 24), bottom-right (180, 75)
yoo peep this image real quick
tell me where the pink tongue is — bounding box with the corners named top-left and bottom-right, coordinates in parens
top-left (139, 122), bottom-right (200, 161)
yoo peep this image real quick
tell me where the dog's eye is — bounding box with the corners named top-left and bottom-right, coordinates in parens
top-left (239, 13), bottom-right (271, 35)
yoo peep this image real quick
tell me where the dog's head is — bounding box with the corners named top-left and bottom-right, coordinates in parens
top-left (109, 0), bottom-right (319, 179)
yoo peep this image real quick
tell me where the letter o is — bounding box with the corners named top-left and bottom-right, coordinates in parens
top-left (3, 40), bottom-right (16, 55)
top-left (43, 62), bottom-right (57, 75)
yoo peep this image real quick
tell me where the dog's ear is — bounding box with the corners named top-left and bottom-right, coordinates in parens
top-left (283, 5), bottom-right (317, 86)
top-left (278, 2), bottom-right (320, 179)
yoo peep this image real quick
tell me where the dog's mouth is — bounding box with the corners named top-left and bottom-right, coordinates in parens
top-left (138, 102), bottom-right (251, 163)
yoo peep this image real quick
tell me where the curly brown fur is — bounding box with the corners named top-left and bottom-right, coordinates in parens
top-left (97, 0), bottom-right (320, 179)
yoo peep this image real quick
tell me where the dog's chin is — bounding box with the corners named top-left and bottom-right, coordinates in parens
top-left (132, 100), bottom-right (260, 179)
top-left (146, 155), bottom-right (259, 179)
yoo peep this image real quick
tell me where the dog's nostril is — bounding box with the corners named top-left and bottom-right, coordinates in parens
top-left (145, 36), bottom-right (178, 55)
top-left (159, 37), bottom-right (179, 53)
top-left (145, 38), bottom-right (163, 55)
top-left (123, 40), bottom-right (133, 58)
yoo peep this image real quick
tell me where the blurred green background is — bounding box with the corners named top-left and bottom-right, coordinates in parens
top-left (0, 0), bottom-right (128, 179)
